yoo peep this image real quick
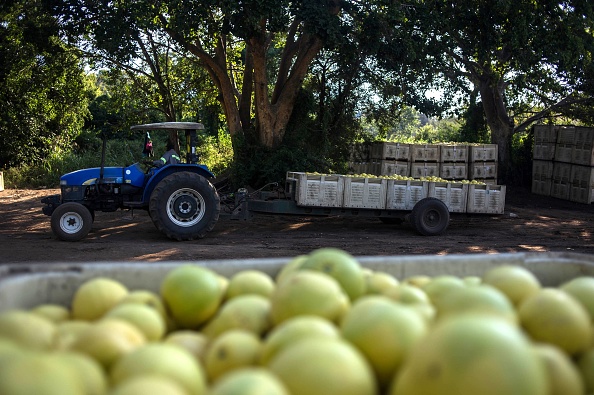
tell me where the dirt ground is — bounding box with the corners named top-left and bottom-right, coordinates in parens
top-left (0, 185), bottom-right (593, 264)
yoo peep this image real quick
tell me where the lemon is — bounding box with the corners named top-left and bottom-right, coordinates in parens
top-left (71, 277), bottom-right (129, 321)
top-left (340, 296), bottom-right (427, 388)
top-left (390, 315), bottom-right (548, 395)
top-left (269, 338), bottom-right (377, 395)
top-left (532, 343), bottom-right (584, 395)
top-left (299, 247), bottom-right (366, 301)
top-left (385, 283), bottom-right (430, 305)
top-left (518, 288), bottom-right (592, 356)
top-left (110, 375), bottom-right (188, 395)
top-left (104, 303), bottom-right (166, 341)
top-left (482, 265), bottom-right (541, 306)
top-left (225, 270), bottom-right (275, 299)
top-left (0, 352), bottom-right (85, 395)
top-left (30, 304), bottom-right (70, 323)
top-left (560, 276), bottom-right (594, 321)
top-left (160, 265), bottom-right (224, 329)
top-left (275, 255), bottom-right (307, 285)
top-left (209, 368), bottom-right (289, 395)
top-left (205, 329), bottom-right (262, 382)
top-left (270, 270), bottom-right (349, 325)
top-left (421, 275), bottom-right (465, 310)
top-left (436, 284), bottom-right (517, 324)
top-left (54, 320), bottom-right (92, 350)
top-left (577, 348), bottom-right (594, 393)
top-left (55, 351), bottom-right (108, 395)
top-left (259, 315), bottom-right (340, 365)
top-left (69, 318), bottom-right (146, 369)
top-left (202, 294), bottom-right (271, 339)
top-left (0, 310), bottom-right (56, 350)
top-left (363, 270), bottom-right (399, 296)
top-left (402, 275), bottom-right (432, 288)
top-left (110, 343), bottom-right (206, 395)
top-left (165, 330), bottom-right (209, 364)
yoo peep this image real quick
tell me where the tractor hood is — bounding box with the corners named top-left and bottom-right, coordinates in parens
top-left (60, 163), bottom-right (146, 188)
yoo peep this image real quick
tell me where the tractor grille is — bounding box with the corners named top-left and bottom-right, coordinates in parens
top-left (61, 185), bottom-right (85, 201)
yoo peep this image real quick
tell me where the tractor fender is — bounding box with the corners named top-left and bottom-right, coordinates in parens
top-left (142, 164), bottom-right (215, 203)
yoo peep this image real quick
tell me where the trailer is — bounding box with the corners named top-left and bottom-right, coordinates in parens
top-left (222, 172), bottom-right (507, 236)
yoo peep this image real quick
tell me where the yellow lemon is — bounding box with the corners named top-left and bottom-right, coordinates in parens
top-left (71, 277), bottom-right (129, 321)
top-left (205, 329), bottom-right (262, 382)
top-left (482, 265), bottom-right (541, 306)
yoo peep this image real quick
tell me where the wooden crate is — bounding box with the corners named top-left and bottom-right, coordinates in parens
top-left (386, 180), bottom-right (428, 210)
top-left (556, 126), bottom-right (576, 145)
top-left (469, 144), bottom-right (498, 162)
top-left (371, 142), bottom-right (411, 161)
top-left (411, 144), bottom-right (440, 162)
top-left (379, 160), bottom-right (410, 177)
top-left (289, 172), bottom-right (344, 207)
top-left (533, 142), bottom-right (556, 161)
top-left (440, 145), bottom-right (469, 162)
top-left (428, 182), bottom-right (469, 213)
top-left (469, 162), bottom-right (498, 180)
top-left (343, 177), bottom-right (387, 209)
top-left (533, 124), bottom-right (558, 144)
top-left (411, 162), bottom-right (440, 178)
top-left (466, 184), bottom-right (506, 214)
top-left (440, 163), bottom-right (468, 180)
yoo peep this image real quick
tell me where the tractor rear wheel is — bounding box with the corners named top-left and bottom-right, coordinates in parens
top-left (50, 202), bottom-right (93, 241)
top-left (149, 171), bottom-right (220, 241)
top-left (409, 197), bottom-right (450, 236)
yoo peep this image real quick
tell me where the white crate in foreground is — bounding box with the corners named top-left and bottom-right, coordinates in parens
top-left (466, 184), bottom-right (506, 214)
top-left (343, 176), bottom-right (387, 209)
top-left (1, 252), bottom-right (593, 311)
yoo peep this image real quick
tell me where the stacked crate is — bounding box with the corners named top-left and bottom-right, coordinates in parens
top-left (410, 144), bottom-right (440, 178)
top-left (532, 125), bottom-right (594, 203)
top-left (468, 144), bottom-right (498, 184)
top-left (439, 144), bottom-right (469, 181)
top-left (369, 142), bottom-right (411, 177)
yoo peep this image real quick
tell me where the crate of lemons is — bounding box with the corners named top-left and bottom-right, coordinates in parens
top-left (1, 248), bottom-right (594, 395)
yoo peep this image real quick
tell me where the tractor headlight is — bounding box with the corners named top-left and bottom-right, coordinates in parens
top-left (60, 180), bottom-right (68, 185)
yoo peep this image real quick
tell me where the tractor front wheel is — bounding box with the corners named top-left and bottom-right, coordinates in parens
top-left (149, 172), bottom-right (220, 241)
top-left (50, 202), bottom-right (93, 241)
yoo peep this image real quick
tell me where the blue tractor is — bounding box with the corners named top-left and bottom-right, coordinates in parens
top-left (41, 122), bottom-right (220, 241)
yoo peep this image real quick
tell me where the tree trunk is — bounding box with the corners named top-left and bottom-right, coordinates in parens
top-left (478, 76), bottom-right (513, 184)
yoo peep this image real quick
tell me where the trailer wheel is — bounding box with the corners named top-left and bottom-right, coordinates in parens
top-left (410, 197), bottom-right (450, 236)
top-left (149, 171), bottom-right (220, 241)
top-left (50, 202), bottom-right (93, 241)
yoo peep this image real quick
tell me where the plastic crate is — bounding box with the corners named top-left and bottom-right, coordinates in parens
top-left (469, 144), bottom-right (498, 162)
top-left (371, 142), bottom-right (411, 161)
top-left (557, 126), bottom-right (576, 145)
top-left (533, 143), bottom-right (556, 161)
top-left (533, 124), bottom-right (558, 144)
top-left (466, 184), bottom-right (506, 214)
top-left (469, 162), bottom-right (498, 180)
top-left (440, 144), bottom-right (469, 163)
top-left (571, 145), bottom-right (594, 166)
top-left (385, 179), bottom-right (428, 210)
top-left (569, 165), bottom-right (594, 204)
top-left (1, 253), bottom-right (593, 311)
top-left (555, 143), bottom-right (574, 163)
top-left (410, 162), bottom-right (440, 178)
top-left (289, 172), bottom-right (344, 207)
top-left (410, 144), bottom-right (440, 162)
top-left (440, 163), bottom-right (468, 180)
top-left (379, 160), bottom-right (410, 177)
top-left (342, 176), bottom-right (387, 209)
top-left (428, 182), bottom-right (469, 213)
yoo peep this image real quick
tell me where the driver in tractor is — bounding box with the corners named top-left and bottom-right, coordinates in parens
top-left (154, 139), bottom-right (181, 167)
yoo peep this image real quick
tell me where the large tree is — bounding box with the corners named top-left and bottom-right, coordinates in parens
top-left (403, 0), bottom-right (594, 181)
top-left (0, 0), bottom-right (88, 168)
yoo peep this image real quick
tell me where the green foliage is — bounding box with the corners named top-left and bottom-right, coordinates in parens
top-left (0, 0), bottom-right (89, 169)
top-left (196, 130), bottom-right (234, 176)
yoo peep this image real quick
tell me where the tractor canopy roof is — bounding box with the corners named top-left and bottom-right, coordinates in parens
top-left (130, 122), bottom-right (204, 131)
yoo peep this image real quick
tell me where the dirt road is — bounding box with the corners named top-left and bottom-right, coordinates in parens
top-left (0, 186), bottom-right (593, 264)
